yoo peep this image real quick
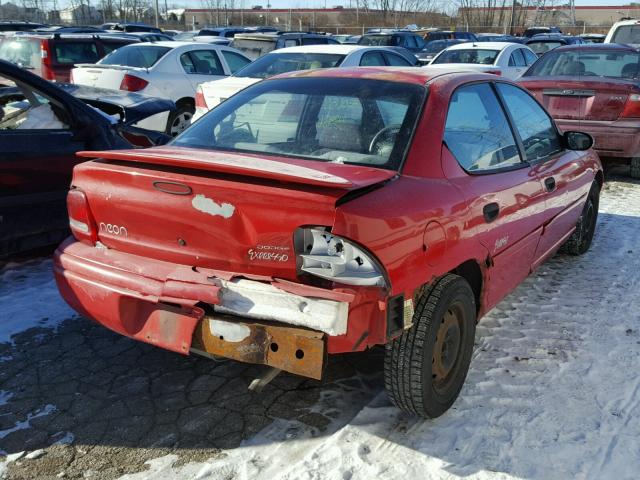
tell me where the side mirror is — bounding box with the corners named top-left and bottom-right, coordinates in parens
top-left (564, 131), bottom-right (593, 151)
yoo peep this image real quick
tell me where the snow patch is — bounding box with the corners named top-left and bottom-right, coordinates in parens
top-left (0, 391), bottom-right (13, 407)
top-left (191, 194), bottom-right (235, 219)
top-left (0, 404), bottom-right (56, 440)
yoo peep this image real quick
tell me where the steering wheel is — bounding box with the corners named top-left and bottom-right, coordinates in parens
top-left (369, 125), bottom-right (401, 154)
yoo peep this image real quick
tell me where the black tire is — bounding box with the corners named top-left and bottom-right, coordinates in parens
top-left (561, 181), bottom-right (600, 256)
top-left (631, 157), bottom-right (640, 179)
top-left (166, 104), bottom-right (194, 137)
top-left (384, 274), bottom-right (476, 418)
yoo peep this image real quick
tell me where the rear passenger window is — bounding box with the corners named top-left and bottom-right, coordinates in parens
top-left (384, 52), bottom-right (411, 66)
top-left (496, 83), bottom-right (562, 162)
top-left (360, 52), bottom-right (386, 66)
top-left (222, 51), bottom-right (250, 73)
top-left (184, 50), bottom-right (225, 75)
top-left (509, 49), bottom-right (526, 67)
top-left (522, 48), bottom-right (538, 65)
top-left (54, 42), bottom-right (99, 64)
top-left (444, 83), bottom-right (521, 172)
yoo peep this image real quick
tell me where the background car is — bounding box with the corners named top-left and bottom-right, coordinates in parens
top-left (358, 31), bottom-right (426, 54)
top-left (71, 42), bottom-right (252, 135)
top-left (194, 44), bottom-right (417, 118)
top-left (0, 21), bottom-right (45, 32)
top-left (476, 33), bottom-right (522, 43)
top-left (124, 32), bottom-right (175, 42)
top-left (579, 33), bottom-right (605, 44)
top-left (524, 34), bottom-right (585, 56)
top-left (519, 43), bottom-right (640, 177)
top-left (605, 19), bottom-right (640, 45)
top-left (0, 33), bottom-right (138, 81)
top-left (424, 30), bottom-right (477, 42)
top-left (0, 59), bottom-right (173, 257)
top-left (100, 22), bottom-right (162, 34)
top-left (54, 67), bottom-right (601, 422)
top-left (230, 32), bottom-right (339, 59)
top-left (427, 42), bottom-right (538, 79)
top-left (417, 39), bottom-right (468, 64)
top-left (523, 26), bottom-right (562, 37)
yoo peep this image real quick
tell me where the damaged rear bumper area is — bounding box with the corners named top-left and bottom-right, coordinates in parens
top-left (53, 239), bottom-right (385, 379)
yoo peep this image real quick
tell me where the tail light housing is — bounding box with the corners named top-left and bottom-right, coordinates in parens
top-left (40, 40), bottom-right (56, 81)
top-left (195, 85), bottom-right (209, 118)
top-left (67, 189), bottom-right (97, 245)
top-left (120, 74), bottom-right (149, 92)
top-left (69, 69), bottom-right (74, 83)
top-left (487, 69), bottom-right (502, 76)
top-left (620, 94), bottom-right (640, 118)
top-left (295, 228), bottom-right (386, 287)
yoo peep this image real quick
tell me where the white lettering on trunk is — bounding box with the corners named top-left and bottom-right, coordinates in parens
top-left (191, 194), bottom-right (235, 219)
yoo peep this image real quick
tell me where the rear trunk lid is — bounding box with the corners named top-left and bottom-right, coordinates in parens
top-left (73, 146), bottom-right (395, 279)
top-left (200, 76), bottom-right (260, 110)
top-left (519, 77), bottom-right (640, 121)
top-left (72, 64), bottom-right (146, 91)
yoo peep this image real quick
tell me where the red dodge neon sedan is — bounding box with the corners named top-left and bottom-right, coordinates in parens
top-left (54, 67), bottom-right (602, 418)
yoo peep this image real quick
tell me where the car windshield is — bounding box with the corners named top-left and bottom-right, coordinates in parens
top-left (359, 35), bottom-right (395, 46)
top-left (0, 39), bottom-right (39, 69)
top-left (524, 49), bottom-right (640, 79)
top-left (234, 52), bottom-right (345, 79)
top-left (174, 32), bottom-right (197, 41)
top-left (527, 41), bottom-right (563, 54)
top-left (172, 77), bottom-right (425, 171)
top-left (423, 41), bottom-right (448, 54)
top-left (100, 45), bottom-right (171, 67)
top-left (611, 25), bottom-right (640, 44)
top-left (432, 48), bottom-right (499, 65)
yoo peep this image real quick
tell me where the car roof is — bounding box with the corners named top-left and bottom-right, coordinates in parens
top-left (551, 43), bottom-right (640, 53)
top-left (120, 41), bottom-right (206, 48)
top-left (272, 66), bottom-right (467, 85)
top-left (273, 44), bottom-right (364, 54)
top-left (443, 41), bottom-right (518, 50)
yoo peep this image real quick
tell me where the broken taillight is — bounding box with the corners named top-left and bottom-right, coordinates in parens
top-left (295, 228), bottom-right (386, 287)
top-left (620, 94), bottom-right (640, 118)
top-left (40, 40), bottom-right (56, 81)
top-left (120, 74), bottom-right (149, 92)
top-left (195, 85), bottom-right (209, 118)
top-left (67, 189), bottom-right (97, 245)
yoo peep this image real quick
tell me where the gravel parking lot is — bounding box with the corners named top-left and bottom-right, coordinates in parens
top-left (1, 178), bottom-right (640, 480)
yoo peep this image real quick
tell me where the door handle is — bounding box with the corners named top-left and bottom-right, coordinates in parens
top-left (544, 177), bottom-right (556, 192)
top-left (483, 202), bottom-right (500, 223)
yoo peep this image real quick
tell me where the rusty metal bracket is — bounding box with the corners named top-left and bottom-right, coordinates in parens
top-left (191, 314), bottom-right (326, 380)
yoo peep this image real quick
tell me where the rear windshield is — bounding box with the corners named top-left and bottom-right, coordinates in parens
top-left (234, 52), bottom-right (345, 79)
top-left (527, 41), bottom-right (563, 54)
top-left (524, 49), bottom-right (640, 79)
top-left (54, 41), bottom-right (99, 64)
top-left (0, 39), bottom-right (40, 69)
top-left (100, 45), bottom-right (171, 68)
top-left (432, 49), bottom-right (499, 65)
top-left (230, 38), bottom-right (276, 60)
top-left (611, 25), bottom-right (640, 44)
top-left (172, 77), bottom-right (425, 171)
top-left (359, 35), bottom-right (396, 46)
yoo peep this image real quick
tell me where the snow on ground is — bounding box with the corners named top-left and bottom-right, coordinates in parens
top-left (116, 180), bottom-right (640, 480)
top-left (1, 180), bottom-right (640, 480)
top-left (0, 259), bottom-right (77, 345)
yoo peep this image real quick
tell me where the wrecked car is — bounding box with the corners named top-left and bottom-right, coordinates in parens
top-left (54, 67), bottom-right (602, 418)
top-left (0, 59), bottom-right (174, 258)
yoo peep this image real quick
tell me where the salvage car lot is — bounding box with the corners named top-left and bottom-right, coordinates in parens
top-left (1, 178), bottom-right (639, 479)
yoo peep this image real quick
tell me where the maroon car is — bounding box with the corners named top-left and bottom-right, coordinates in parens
top-left (519, 43), bottom-right (640, 177)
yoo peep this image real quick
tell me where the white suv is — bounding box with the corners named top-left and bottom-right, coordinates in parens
top-left (605, 19), bottom-right (640, 45)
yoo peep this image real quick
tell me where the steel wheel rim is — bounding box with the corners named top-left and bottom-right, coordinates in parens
top-left (432, 302), bottom-right (463, 392)
top-left (170, 111), bottom-right (193, 137)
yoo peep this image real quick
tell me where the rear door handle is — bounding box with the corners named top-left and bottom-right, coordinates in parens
top-left (544, 177), bottom-right (556, 192)
top-left (483, 202), bottom-right (500, 223)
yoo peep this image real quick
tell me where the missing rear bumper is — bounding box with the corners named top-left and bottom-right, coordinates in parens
top-left (191, 315), bottom-right (326, 380)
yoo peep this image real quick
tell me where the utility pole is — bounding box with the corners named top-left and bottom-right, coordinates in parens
top-left (154, 0), bottom-right (159, 27)
top-left (509, 0), bottom-right (517, 35)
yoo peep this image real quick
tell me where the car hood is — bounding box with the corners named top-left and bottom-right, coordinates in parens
top-left (57, 84), bottom-right (175, 126)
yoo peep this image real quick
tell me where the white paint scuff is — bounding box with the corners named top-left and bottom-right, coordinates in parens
top-left (191, 194), bottom-right (235, 219)
top-left (209, 319), bottom-right (250, 343)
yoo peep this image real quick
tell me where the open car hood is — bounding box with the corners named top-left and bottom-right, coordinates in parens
top-left (57, 84), bottom-right (175, 126)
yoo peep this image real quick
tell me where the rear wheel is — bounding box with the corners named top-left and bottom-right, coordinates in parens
top-left (561, 180), bottom-right (600, 256)
top-left (631, 157), bottom-right (640, 179)
top-left (166, 104), bottom-right (194, 137)
top-left (384, 274), bottom-right (476, 418)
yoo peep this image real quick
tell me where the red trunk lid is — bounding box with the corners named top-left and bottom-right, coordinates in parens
top-left (519, 77), bottom-right (640, 121)
top-left (72, 147), bottom-right (396, 279)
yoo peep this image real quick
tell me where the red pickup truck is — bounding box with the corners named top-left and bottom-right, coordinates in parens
top-left (54, 67), bottom-right (602, 418)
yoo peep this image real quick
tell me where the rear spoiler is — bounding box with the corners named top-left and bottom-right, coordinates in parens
top-left (76, 148), bottom-right (397, 189)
